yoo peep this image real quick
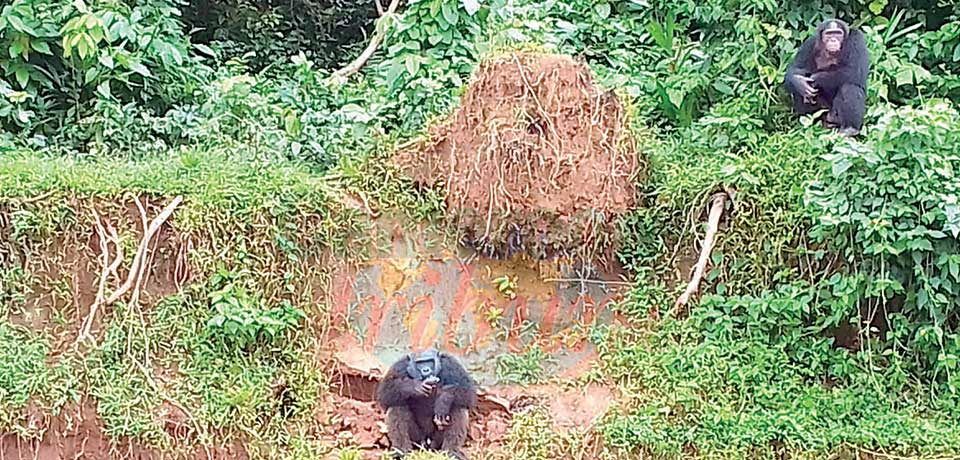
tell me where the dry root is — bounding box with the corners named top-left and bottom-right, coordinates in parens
top-left (670, 191), bottom-right (729, 317)
top-left (76, 196), bottom-right (183, 345)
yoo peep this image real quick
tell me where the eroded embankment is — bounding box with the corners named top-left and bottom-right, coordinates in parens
top-left (0, 51), bottom-right (641, 459)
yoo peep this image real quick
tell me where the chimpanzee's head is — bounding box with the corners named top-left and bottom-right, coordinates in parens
top-left (818, 19), bottom-right (848, 55)
top-left (406, 348), bottom-right (441, 381)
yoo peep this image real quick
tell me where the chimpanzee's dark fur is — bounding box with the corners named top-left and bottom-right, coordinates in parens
top-left (376, 351), bottom-right (477, 460)
top-left (784, 19), bottom-right (870, 133)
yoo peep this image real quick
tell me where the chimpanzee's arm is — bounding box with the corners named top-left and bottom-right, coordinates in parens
top-left (812, 30), bottom-right (870, 92)
top-left (784, 35), bottom-right (817, 97)
top-left (433, 354), bottom-right (478, 417)
top-left (376, 357), bottom-right (425, 409)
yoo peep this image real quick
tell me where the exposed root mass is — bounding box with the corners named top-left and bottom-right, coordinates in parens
top-left (396, 52), bottom-right (642, 263)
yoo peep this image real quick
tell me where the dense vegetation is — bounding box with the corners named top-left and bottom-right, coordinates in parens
top-left (3, 0), bottom-right (960, 459)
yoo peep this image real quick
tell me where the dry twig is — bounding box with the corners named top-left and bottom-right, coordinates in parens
top-left (77, 211), bottom-right (124, 343)
top-left (670, 191), bottom-right (729, 317)
top-left (76, 196), bottom-right (183, 345)
top-left (106, 196), bottom-right (183, 305)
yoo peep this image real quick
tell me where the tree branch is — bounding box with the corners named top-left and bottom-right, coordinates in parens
top-left (329, 0), bottom-right (402, 83)
top-left (670, 191), bottom-right (729, 317)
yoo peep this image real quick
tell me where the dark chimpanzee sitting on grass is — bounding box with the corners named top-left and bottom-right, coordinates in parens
top-left (376, 348), bottom-right (477, 460)
top-left (784, 18), bottom-right (870, 136)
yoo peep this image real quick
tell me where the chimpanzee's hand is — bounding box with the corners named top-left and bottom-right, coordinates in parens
top-left (415, 376), bottom-right (440, 397)
top-left (793, 74), bottom-right (817, 99)
top-left (433, 413), bottom-right (452, 431)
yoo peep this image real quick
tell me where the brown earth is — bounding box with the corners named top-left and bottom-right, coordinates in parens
top-left (323, 364), bottom-right (614, 459)
top-left (396, 52), bottom-right (642, 262)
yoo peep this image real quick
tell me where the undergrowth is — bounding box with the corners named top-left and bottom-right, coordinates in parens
top-left (598, 319), bottom-right (960, 459)
top-left (3, 0), bottom-right (960, 458)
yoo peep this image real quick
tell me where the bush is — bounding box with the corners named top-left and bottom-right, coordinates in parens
top-left (807, 100), bottom-right (960, 385)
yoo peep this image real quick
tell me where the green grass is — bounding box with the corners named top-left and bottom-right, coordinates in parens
top-left (495, 346), bottom-right (554, 385)
top-left (0, 321), bottom-right (80, 436)
top-left (597, 319), bottom-right (960, 459)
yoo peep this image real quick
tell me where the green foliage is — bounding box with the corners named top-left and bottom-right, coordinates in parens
top-left (695, 283), bottom-right (859, 382)
top-left (807, 100), bottom-right (960, 385)
top-left (495, 346), bottom-right (553, 385)
top-left (369, 0), bottom-right (508, 131)
top-left (0, 267), bottom-right (33, 317)
top-left (0, 321), bottom-right (79, 434)
top-left (206, 268), bottom-right (306, 351)
top-left (598, 321), bottom-right (960, 458)
top-left (0, 0), bottom-right (207, 137)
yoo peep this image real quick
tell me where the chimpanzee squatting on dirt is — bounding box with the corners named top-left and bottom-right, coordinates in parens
top-left (784, 18), bottom-right (870, 136)
top-left (376, 349), bottom-right (477, 460)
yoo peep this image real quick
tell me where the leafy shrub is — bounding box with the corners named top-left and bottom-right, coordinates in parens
top-left (205, 273), bottom-right (306, 350)
top-left (598, 320), bottom-right (960, 458)
top-left (495, 346), bottom-right (553, 385)
top-left (372, 0), bottom-right (501, 131)
top-left (0, 0), bottom-right (207, 137)
top-left (807, 100), bottom-right (960, 385)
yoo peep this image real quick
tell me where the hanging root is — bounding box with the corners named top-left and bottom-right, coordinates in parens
top-left (670, 191), bottom-right (730, 317)
top-left (76, 196), bottom-right (184, 345)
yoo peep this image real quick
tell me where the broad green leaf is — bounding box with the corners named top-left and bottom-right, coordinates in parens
top-left (462, 0), bottom-right (480, 15)
top-left (7, 15), bottom-right (37, 37)
top-left (595, 3), bottom-right (611, 19)
top-left (16, 108), bottom-right (33, 124)
top-left (405, 54), bottom-right (420, 76)
top-left (666, 87), bottom-right (683, 109)
top-left (15, 67), bottom-right (28, 88)
top-left (9, 42), bottom-right (24, 59)
top-left (208, 315), bottom-right (226, 328)
top-left (441, 2), bottom-right (459, 27)
top-left (98, 53), bottom-right (114, 68)
top-left (195, 43), bottom-right (216, 57)
top-left (97, 81), bottom-right (111, 99)
top-left (832, 157), bottom-right (852, 177)
top-left (129, 62), bottom-right (151, 77)
top-left (84, 66), bottom-right (98, 84)
top-left (169, 45), bottom-right (183, 65)
top-left (62, 36), bottom-right (72, 58)
top-left (31, 40), bottom-right (51, 55)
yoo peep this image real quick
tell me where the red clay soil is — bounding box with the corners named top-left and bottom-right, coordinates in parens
top-left (323, 365), bottom-right (613, 459)
top-left (396, 52), bottom-right (642, 262)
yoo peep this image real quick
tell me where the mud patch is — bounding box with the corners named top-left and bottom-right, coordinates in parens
top-left (396, 51), bottom-right (642, 262)
top-left (327, 224), bottom-right (629, 385)
top-left (321, 365), bottom-right (614, 458)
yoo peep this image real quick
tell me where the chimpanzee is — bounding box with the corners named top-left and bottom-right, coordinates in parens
top-left (376, 349), bottom-right (477, 460)
top-left (784, 18), bottom-right (870, 136)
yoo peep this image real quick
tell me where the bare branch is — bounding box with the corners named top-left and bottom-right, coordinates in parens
top-left (670, 192), bottom-right (729, 317)
top-left (329, 0), bottom-right (403, 83)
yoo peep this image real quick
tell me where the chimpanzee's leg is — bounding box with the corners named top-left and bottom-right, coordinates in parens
top-left (386, 406), bottom-right (426, 457)
top-left (829, 83), bottom-right (866, 135)
top-left (433, 408), bottom-right (470, 460)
